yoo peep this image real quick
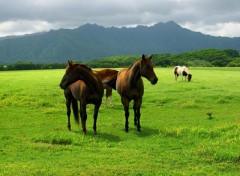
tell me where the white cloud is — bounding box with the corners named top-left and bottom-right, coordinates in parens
top-left (0, 20), bottom-right (55, 36)
top-left (0, 0), bottom-right (240, 37)
top-left (182, 22), bottom-right (240, 37)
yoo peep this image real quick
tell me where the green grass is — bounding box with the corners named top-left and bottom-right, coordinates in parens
top-left (0, 68), bottom-right (239, 175)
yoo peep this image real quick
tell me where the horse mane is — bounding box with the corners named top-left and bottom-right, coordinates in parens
top-left (78, 63), bottom-right (92, 71)
top-left (127, 59), bottom-right (141, 71)
top-left (66, 62), bottom-right (92, 72)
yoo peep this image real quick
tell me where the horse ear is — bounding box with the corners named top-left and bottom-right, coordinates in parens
top-left (149, 55), bottom-right (153, 60)
top-left (142, 54), bottom-right (146, 61)
top-left (68, 60), bottom-right (73, 67)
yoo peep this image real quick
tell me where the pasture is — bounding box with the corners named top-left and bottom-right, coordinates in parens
top-left (0, 67), bottom-right (239, 175)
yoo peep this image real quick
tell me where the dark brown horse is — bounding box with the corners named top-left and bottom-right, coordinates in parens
top-left (94, 69), bottom-right (119, 107)
top-left (60, 61), bottom-right (104, 134)
top-left (116, 54), bottom-right (158, 132)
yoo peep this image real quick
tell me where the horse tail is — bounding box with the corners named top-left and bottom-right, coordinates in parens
top-left (104, 77), bottom-right (117, 90)
top-left (106, 87), bottom-right (112, 97)
top-left (71, 97), bottom-right (79, 124)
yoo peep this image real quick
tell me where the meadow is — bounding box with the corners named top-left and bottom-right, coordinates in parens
top-left (0, 67), bottom-right (239, 175)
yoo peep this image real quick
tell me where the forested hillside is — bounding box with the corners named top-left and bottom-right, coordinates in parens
top-left (86, 49), bottom-right (240, 67)
top-left (1, 49), bottom-right (239, 70)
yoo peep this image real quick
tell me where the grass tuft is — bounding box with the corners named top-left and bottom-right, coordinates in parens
top-left (34, 133), bottom-right (73, 145)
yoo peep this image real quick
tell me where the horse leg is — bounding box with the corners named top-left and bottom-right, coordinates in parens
top-left (133, 103), bottom-right (137, 126)
top-left (105, 88), bottom-right (112, 108)
top-left (104, 89), bottom-right (108, 107)
top-left (66, 97), bottom-right (71, 131)
top-left (93, 102), bottom-right (101, 135)
top-left (133, 98), bottom-right (142, 132)
top-left (175, 74), bottom-right (178, 81)
top-left (121, 97), bottom-right (130, 132)
top-left (80, 103), bottom-right (87, 134)
top-left (109, 95), bottom-right (113, 108)
top-left (108, 88), bottom-right (113, 108)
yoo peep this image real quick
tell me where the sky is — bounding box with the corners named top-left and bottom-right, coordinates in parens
top-left (0, 0), bottom-right (240, 38)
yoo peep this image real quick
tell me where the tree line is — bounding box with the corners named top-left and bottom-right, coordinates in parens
top-left (1, 49), bottom-right (240, 71)
top-left (0, 62), bottom-right (66, 71)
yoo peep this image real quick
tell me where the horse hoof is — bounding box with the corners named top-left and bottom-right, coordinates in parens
top-left (137, 126), bottom-right (141, 132)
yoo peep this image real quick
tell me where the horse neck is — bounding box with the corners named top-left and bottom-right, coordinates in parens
top-left (128, 60), bottom-right (141, 86)
top-left (76, 66), bottom-right (100, 92)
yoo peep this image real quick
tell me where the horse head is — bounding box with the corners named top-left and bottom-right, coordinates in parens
top-left (139, 54), bottom-right (158, 85)
top-left (187, 74), bottom-right (192, 81)
top-left (60, 60), bottom-right (83, 89)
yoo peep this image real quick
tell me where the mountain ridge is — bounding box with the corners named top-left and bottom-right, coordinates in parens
top-left (0, 21), bottom-right (239, 64)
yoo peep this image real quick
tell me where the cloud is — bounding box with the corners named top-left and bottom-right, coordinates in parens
top-left (182, 22), bottom-right (240, 37)
top-left (0, 0), bottom-right (240, 37)
top-left (0, 20), bottom-right (55, 36)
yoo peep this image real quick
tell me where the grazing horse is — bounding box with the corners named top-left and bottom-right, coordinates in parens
top-left (60, 61), bottom-right (104, 134)
top-left (94, 69), bottom-right (119, 108)
top-left (116, 54), bottom-right (158, 132)
top-left (174, 66), bottom-right (192, 81)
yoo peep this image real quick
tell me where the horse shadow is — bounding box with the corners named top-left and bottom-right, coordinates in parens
top-left (95, 132), bottom-right (122, 142)
top-left (118, 126), bottom-right (159, 138)
top-left (138, 128), bottom-right (159, 137)
top-left (72, 130), bottom-right (122, 143)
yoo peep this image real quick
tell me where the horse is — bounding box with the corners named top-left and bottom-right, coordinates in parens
top-left (60, 61), bottom-right (104, 134)
top-left (116, 54), bottom-right (158, 132)
top-left (174, 66), bottom-right (192, 81)
top-left (94, 69), bottom-right (119, 108)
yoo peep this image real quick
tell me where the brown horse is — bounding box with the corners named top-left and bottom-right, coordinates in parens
top-left (94, 69), bottom-right (119, 107)
top-left (116, 54), bottom-right (158, 132)
top-left (60, 61), bottom-right (104, 134)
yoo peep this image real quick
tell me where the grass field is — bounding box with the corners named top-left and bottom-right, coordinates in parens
top-left (0, 67), bottom-right (239, 175)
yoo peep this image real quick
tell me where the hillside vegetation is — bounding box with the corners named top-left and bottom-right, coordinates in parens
top-left (85, 49), bottom-right (240, 68)
top-left (1, 48), bottom-right (240, 70)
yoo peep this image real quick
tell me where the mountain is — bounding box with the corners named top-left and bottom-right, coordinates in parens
top-left (0, 21), bottom-right (240, 64)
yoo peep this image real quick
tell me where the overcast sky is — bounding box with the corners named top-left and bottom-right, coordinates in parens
top-left (0, 0), bottom-right (240, 37)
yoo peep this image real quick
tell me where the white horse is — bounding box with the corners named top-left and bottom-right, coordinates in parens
top-left (174, 66), bottom-right (192, 81)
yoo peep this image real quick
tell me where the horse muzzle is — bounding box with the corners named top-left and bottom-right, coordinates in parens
top-left (59, 83), bottom-right (67, 90)
top-left (151, 77), bottom-right (158, 85)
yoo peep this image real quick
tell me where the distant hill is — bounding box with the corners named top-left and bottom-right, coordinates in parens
top-left (0, 21), bottom-right (240, 64)
top-left (85, 49), bottom-right (240, 68)
top-left (1, 48), bottom-right (240, 70)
